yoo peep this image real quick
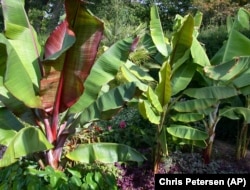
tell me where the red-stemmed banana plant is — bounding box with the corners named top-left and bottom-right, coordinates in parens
top-left (0, 0), bottom-right (145, 169)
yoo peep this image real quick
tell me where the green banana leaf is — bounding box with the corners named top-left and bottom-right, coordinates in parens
top-left (232, 69), bottom-right (250, 88)
top-left (220, 107), bottom-right (250, 123)
top-left (145, 86), bottom-right (163, 113)
top-left (167, 124), bottom-right (208, 141)
top-left (120, 63), bottom-right (148, 91)
top-left (0, 0), bottom-right (42, 108)
top-left (69, 37), bottom-right (137, 114)
top-left (205, 57), bottom-right (250, 82)
top-left (66, 143), bottom-right (146, 164)
top-left (138, 99), bottom-right (161, 125)
top-left (0, 108), bottom-right (24, 145)
top-left (0, 37), bottom-right (26, 113)
top-left (124, 60), bottom-right (155, 83)
top-left (138, 86), bottom-right (163, 125)
top-left (171, 113), bottom-right (204, 123)
top-left (73, 82), bottom-right (141, 125)
top-left (150, 5), bottom-right (169, 57)
top-left (171, 15), bottom-right (194, 69)
top-left (184, 86), bottom-right (238, 99)
top-left (173, 98), bottom-right (218, 113)
top-left (155, 62), bottom-right (172, 107)
top-left (171, 136), bottom-right (207, 148)
top-left (0, 126), bottom-right (53, 167)
top-left (211, 8), bottom-right (250, 64)
top-left (191, 37), bottom-right (210, 67)
top-left (171, 60), bottom-right (197, 96)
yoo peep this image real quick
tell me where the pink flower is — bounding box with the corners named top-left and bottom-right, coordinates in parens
top-left (107, 126), bottom-right (112, 131)
top-left (119, 120), bottom-right (126, 129)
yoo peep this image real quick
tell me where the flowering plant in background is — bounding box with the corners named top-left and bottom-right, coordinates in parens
top-left (119, 120), bottom-right (127, 129)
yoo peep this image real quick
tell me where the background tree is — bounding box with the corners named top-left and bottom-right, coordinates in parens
top-left (87, 0), bottom-right (150, 46)
top-left (158, 0), bottom-right (193, 30)
top-left (25, 0), bottom-right (64, 36)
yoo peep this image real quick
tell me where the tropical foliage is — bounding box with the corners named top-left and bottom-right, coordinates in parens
top-left (1, 0), bottom-right (250, 188)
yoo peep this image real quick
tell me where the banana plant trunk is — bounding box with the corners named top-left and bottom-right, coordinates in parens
top-left (203, 103), bottom-right (220, 164)
top-left (236, 121), bottom-right (250, 160)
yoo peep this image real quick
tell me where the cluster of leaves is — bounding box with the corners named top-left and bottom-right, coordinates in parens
top-left (0, 160), bottom-right (119, 190)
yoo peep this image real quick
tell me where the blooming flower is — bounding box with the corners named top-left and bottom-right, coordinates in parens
top-left (119, 120), bottom-right (126, 129)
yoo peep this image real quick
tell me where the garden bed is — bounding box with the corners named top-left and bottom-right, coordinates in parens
top-left (0, 139), bottom-right (249, 190)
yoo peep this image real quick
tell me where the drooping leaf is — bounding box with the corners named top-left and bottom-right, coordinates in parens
top-left (184, 86), bottom-right (238, 99)
top-left (66, 143), bottom-right (146, 164)
top-left (220, 107), bottom-right (250, 123)
top-left (205, 57), bottom-right (250, 82)
top-left (1, 0), bottom-right (42, 108)
top-left (167, 125), bottom-right (208, 141)
top-left (0, 126), bottom-right (53, 167)
top-left (150, 5), bottom-right (169, 57)
top-left (73, 82), bottom-right (141, 125)
top-left (173, 99), bottom-right (218, 113)
top-left (171, 113), bottom-right (204, 123)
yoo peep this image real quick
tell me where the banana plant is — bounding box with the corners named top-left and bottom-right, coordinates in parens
top-left (204, 8), bottom-right (250, 160)
top-left (125, 5), bottom-right (210, 173)
top-left (0, 0), bottom-right (146, 169)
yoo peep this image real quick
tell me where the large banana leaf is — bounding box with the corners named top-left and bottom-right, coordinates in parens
top-left (173, 99), bottom-right (218, 113)
top-left (171, 113), bottom-right (204, 123)
top-left (0, 126), bottom-right (53, 167)
top-left (171, 15), bottom-right (194, 69)
top-left (167, 124), bottom-right (208, 141)
top-left (220, 107), bottom-right (250, 123)
top-left (73, 82), bottom-right (141, 125)
top-left (205, 57), bottom-right (250, 82)
top-left (66, 143), bottom-right (146, 164)
top-left (69, 37), bottom-right (137, 114)
top-left (40, 0), bottom-right (104, 113)
top-left (183, 86), bottom-right (238, 99)
top-left (211, 8), bottom-right (250, 64)
top-left (191, 37), bottom-right (210, 67)
top-left (171, 60), bottom-right (196, 96)
top-left (0, 0), bottom-right (42, 108)
top-left (0, 37), bottom-right (26, 113)
top-left (150, 5), bottom-right (169, 57)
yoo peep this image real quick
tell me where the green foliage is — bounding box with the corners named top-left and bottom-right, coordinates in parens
top-left (198, 25), bottom-right (228, 59)
top-left (0, 160), bottom-right (118, 190)
top-left (0, 0), bottom-right (146, 170)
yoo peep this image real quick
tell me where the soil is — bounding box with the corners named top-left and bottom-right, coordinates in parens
top-left (212, 140), bottom-right (250, 172)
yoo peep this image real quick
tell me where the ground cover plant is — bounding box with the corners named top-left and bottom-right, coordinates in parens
top-left (1, 0), bottom-right (250, 189)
